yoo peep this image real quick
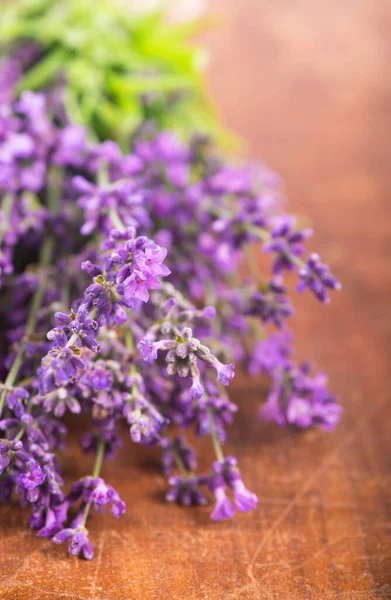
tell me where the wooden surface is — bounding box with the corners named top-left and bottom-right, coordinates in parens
top-left (1, 1), bottom-right (391, 598)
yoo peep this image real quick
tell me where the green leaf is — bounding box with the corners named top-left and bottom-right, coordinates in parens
top-left (16, 46), bottom-right (69, 91)
top-left (0, 0), bottom-right (237, 147)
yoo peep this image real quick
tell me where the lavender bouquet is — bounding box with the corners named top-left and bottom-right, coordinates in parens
top-left (0, 41), bottom-right (341, 560)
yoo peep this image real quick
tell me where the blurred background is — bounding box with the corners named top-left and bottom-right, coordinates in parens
top-left (200, 0), bottom-right (391, 386)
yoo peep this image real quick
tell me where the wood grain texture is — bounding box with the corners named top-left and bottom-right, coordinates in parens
top-left (1, 0), bottom-right (391, 598)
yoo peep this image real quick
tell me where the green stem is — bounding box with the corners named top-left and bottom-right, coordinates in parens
top-left (244, 223), bottom-right (270, 242)
top-left (109, 207), bottom-right (126, 232)
top-left (0, 235), bottom-right (54, 417)
top-left (243, 244), bottom-right (263, 282)
top-left (61, 282), bottom-right (70, 311)
top-left (0, 194), bottom-right (13, 248)
top-left (65, 308), bottom-right (97, 348)
top-left (124, 328), bottom-right (135, 353)
top-left (14, 425), bottom-right (27, 442)
top-left (207, 410), bottom-right (224, 463)
top-left (249, 317), bottom-right (267, 341)
top-left (97, 162), bottom-right (109, 187)
top-left (80, 439), bottom-right (105, 528)
top-left (172, 447), bottom-right (189, 479)
top-left (245, 224), bottom-right (305, 270)
top-left (97, 163), bottom-right (126, 233)
top-left (124, 328), bottom-right (138, 385)
top-left (160, 281), bottom-right (191, 310)
top-left (161, 433), bottom-right (192, 479)
top-left (66, 332), bottom-right (80, 348)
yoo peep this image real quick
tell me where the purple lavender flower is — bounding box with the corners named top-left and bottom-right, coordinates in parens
top-left (195, 395), bottom-right (237, 442)
top-left (248, 331), bottom-right (292, 376)
top-left (66, 477), bottom-right (125, 518)
top-left (38, 335), bottom-right (85, 395)
top-left (297, 253), bottom-right (341, 303)
top-left (224, 458), bottom-right (258, 512)
top-left (313, 400), bottom-right (343, 431)
top-left (35, 502), bottom-right (69, 538)
top-left (87, 478), bottom-right (126, 517)
top-left (212, 360), bottom-right (235, 386)
top-left (247, 278), bottom-right (293, 327)
top-left (0, 70), bottom-right (341, 560)
top-left (263, 217), bottom-right (312, 273)
top-left (33, 387), bottom-right (81, 418)
top-left (53, 527), bottom-right (93, 560)
top-left (0, 57), bottom-right (21, 103)
top-left (208, 474), bottom-right (235, 521)
top-left (123, 269), bottom-right (160, 304)
top-left (259, 362), bottom-right (341, 430)
top-left (259, 388), bottom-right (286, 426)
top-left (6, 387), bottom-right (29, 418)
top-left (18, 460), bottom-right (46, 491)
top-left (108, 231), bottom-right (170, 303)
top-left (134, 245), bottom-right (171, 278)
top-left (166, 476), bottom-right (207, 506)
top-left (160, 436), bottom-right (197, 475)
top-left (286, 396), bottom-right (313, 428)
top-left (53, 125), bottom-right (86, 167)
top-left (0, 441), bottom-right (11, 474)
top-left (138, 339), bottom-right (176, 362)
top-left (73, 174), bottom-right (147, 235)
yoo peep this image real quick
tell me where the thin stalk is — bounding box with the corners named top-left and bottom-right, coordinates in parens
top-left (97, 164), bottom-right (126, 233)
top-left (249, 317), bottom-right (267, 341)
top-left (65, 308), bottom-right (97, 348)
top-left (14, 424), bottom-right (27, 442)
top-left (61, 281), bottom-right (70, 311)
top-left (172, 447), bottom-right (189, 479)
top-left (207, 409), bottom-right (224, 463)
top-left (109, 207), bottom-right (126, 232)
top-left (0, 235), bottom-right (54, 416)
top-left (97, 162), bottom-right (109, 187)
top-left (244, 223), bottom-right (305, 270)
top-left (161, 432), bottom-right (192, 479)
top-left (244, 223), bottom-right (270, 242)
top-left (66, 331), bottom-right (80, 348)
top-left (80, 439), bottom-right (105, 528)
top-left (124, 328), bottom-right (138, 383)
top-left (160, 281), bottom-right (191, 310)
top-left (124, 328), bottom-right (135, 353)
top-left (0, 193), bottom-right (13, 247)
top-left (243, 244), bottom-right (263, 283)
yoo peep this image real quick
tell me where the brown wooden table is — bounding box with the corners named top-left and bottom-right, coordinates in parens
top-left (1, 1), bottom-right (390, 598)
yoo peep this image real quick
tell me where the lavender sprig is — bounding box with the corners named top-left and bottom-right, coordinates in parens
top-left (0, 70), bottom-right (341, 559)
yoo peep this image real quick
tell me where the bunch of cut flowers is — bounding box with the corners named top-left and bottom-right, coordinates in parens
top-left (0, 26), bottom-right (340, 560)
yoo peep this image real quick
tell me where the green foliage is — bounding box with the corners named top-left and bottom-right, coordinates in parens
top-left (0, 0), bottom-right (235, 145)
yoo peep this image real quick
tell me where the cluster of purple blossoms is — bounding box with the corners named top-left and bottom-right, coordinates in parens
top-left (208, 457), bottom-right (258, 521)
top-left (0, 56), bottom-right (341, 560)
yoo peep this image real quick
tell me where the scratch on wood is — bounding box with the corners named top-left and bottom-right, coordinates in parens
top-left (247, 394), bottom-right (390, 584)
top-left (261, 534), bottom-right (362, 581)
top-left (91, 529), bottom-right (105, 597)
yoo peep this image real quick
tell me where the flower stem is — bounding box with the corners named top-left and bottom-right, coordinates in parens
top-left (245, 223), bottom-right (305, 270)
top-left (124, 327), bottom-right (135, 353)
top-left (65, 308), bottom-right (97, 348)
top-left (0, 234), bottom-right (54, 417)
top-left (96, 163), bottom-right (126, 233)
top-left (109, 207), bottom-right (126, 232)
top-left (92, 439), bottom-right (106, 478)
top-left (80, 439), bottom-right (105, 528)
top-left (0, 193), bottom-right (13, 248)
top-left (172, 447), bottom-right (189, 478)
top-left (207, 409), bottom-right (224, 463)
top-left (243, 244), bottom-right (263, 282)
